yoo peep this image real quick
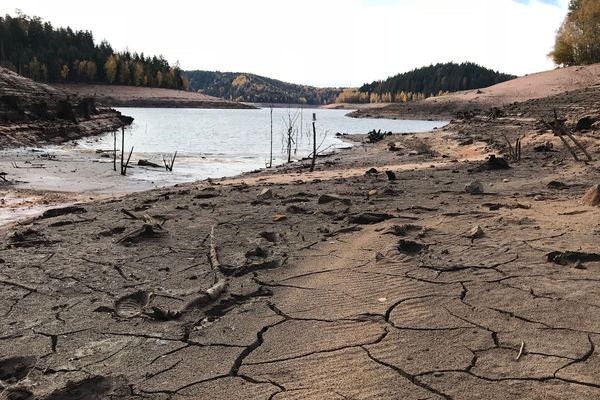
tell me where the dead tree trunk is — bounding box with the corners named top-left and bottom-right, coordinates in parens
top-left (113, 130), bottom-right (117, 172)
top-left (542, 109), bottom-right (592, 162)
top-left (120, 123), bottom-right (125, 174)
top-left (268, 105), bottom-right (273, 168)
top-left (310, 113), bottom-right (317, 172)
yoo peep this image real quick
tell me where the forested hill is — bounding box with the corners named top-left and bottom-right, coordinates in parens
top-left (0, 13), bottom-right (185, 90)
top-left (184, 70), bottom-right (342, 105)
top-left (343, 62), bottom-right (515, 103)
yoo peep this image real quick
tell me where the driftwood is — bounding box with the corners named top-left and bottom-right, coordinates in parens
top-left (501, 133), bottom-right (522, 162)
top-left (209, 225), bottom-right (221, 269)
top-left (163, 151), bottom-right (177, 172)
top-left (121, 147), bottom-right (134, 176)
top-left (138, 159), bottom-right (161, 168)
top-left (516, 340), bottom-right (525, 361)
top-left (541, 110), bottom-right (592, 161)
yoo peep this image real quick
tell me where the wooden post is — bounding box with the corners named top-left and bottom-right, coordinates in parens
top-left (120, 123), bottom-right (125, 174)
top-left (310, 113), bottom-right (317, 172)
top-left (269, 105), bottom-right (273, 168)
top-left (122, 146), bottom-right (134, 176)
top-left (113, 130), bottom-right (117, 172)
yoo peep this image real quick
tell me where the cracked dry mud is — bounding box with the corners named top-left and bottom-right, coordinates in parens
top-left (2, 102), bottom-right (600, 399)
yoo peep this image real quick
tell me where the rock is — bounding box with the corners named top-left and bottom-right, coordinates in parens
top-left (458, 138), bottom-right (474, 146)
top-left (533, 141), bottom-right (554, 152)
top-left (385, 171), bottom-right (397, 181)
top-left (259, 231), bottom-right (281, 243)
top-left (348, 212), bottom-right (395, 224)
top-left (258, 188), bottom-right (273, 199)
top-left (375, 252), bottom-right (385, 261)
top-left (318, 194), bottom-right (351, 205)
top-left (575, 116), bottom-right (594, 131)
top-left (467, 225), bottom-right (485, 240)
top-left (368, 189), bottom-right (378, 197)
top-left (502, 179), bottom-right (510, 183)
top-left (534, 194), bottom-right (544, 201)
top-left (273, 214), bottom-right (286, 222)
top-left (138, 159), bottom-right (161, 168)
top-left (547, 250), bottom-right (600, 266)
top-left (547, 180), bottom-right (569, 190)
top-left (41, 206), bottom-right (87, 219)
top-left (397, 239), bottom-right (426, 254)
top-left (365, 167), bottom-right (378, 175)
top-left (464, 181), bottom-right (484, 194)
top-left (472, 155), bottom-right (510, 172)
top-left (582, 184), bottom-right (600, 206)
top-left (245, 246), bottom-right (270, 258)
top-left (388, 142), bottom-right (403, 151)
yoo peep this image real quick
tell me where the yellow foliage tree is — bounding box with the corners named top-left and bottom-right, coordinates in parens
top-left (104, 55), bottom-right (117, 84)
top-left (550, 0), bottom-right (600, 65)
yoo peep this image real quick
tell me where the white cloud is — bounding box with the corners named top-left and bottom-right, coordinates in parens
top-left (0, 0), bottom-right (569, 87)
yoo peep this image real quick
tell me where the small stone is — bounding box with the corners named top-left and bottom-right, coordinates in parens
top-left (273, 214), bottom-right (286, 222)
top-left (375, 251), bottom-right (385, 261)
top-left (464, 181), bottom-right (484, 194)
top-left (503, 179), bottom-right (510, 183)
top-left (318, 194), bottom-right (351, 205)
top-left (368, 189), bottom-right (378, 197)
top-left (258, 188), bottom-right (273, 199)
top-left (377, 297), bottom-right (387, 303)
top-left (467, 225), bottom-right (485, 240)
top-left (534, 194), bottom-right (544, 201)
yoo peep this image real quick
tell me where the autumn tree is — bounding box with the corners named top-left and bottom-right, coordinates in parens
top-left (59, 64), bottom-right (69, 81)
top-left (104, 55), bottom-right (117, 83)
top-left (550, 0), bottom-right (600, 65)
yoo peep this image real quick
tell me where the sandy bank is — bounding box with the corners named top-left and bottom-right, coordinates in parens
top-left (52, 83), bottom-right (257, 109)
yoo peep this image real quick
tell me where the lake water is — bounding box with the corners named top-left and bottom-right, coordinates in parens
top-left (73, 107), bottom-right (447, 185)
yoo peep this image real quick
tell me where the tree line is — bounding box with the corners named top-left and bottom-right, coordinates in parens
top-left (0, 12), bottom-right (186, 90)
top-left (184, 70), bottom-right (341, 105)
top-left (551, 0), bottom-right (600, 66)
top-left (337, 62), bottom-right (515, 104)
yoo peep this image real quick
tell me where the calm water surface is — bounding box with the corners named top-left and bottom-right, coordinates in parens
top-left (74, 107), bottom-right (447, 184)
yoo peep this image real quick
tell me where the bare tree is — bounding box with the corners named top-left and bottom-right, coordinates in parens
top-left (282, 108), bottom-right (300, 163)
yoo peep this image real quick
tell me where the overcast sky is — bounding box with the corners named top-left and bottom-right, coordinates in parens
top-left (1, 0), bottom-right (569, 87)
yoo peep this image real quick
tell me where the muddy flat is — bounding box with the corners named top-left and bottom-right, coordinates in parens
top-left (1, 88), bottom-right (600, 399)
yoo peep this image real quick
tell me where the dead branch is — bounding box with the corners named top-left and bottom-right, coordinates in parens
top-left (516, 340), bottom-right (525, 361)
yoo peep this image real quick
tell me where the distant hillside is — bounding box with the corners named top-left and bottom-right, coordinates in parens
top-left (0, 12), bottom-right (185, 90)
top-left (184, 70), bottom-right (342, 105)
top-left (338, 62), bottom-right (516, 103)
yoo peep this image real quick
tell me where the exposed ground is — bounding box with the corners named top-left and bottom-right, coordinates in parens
top-left (0, 67), bottom-right (127, 148)
top-left (52, 84), bottom-right (256, 109)
top-left (350, 63), bottom-right (600, 120)
top-left (2, 72), bottom-right (600, 399)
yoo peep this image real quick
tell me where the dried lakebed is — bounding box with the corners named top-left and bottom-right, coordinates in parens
top-left (1, 117), bottom-right (600, 399)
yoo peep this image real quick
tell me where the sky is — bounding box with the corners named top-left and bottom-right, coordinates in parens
top-left (0, 0), bottom-right (570, 87)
